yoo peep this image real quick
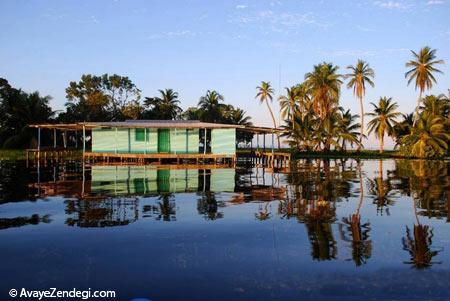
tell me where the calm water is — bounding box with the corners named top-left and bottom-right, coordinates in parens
top-left (0, 159), bottom-right (449, 301)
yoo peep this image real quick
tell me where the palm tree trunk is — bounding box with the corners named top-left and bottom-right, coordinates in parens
top-left (356, 160), bottom-right (364, 216)
top-left (380, 134), bottom-right (384, 154)
top-left (358, 96), bottom-right (364, 151)
top-left (413, 90), bottom-right (423, 126)
top-left (266, 100), bottom-right (281, 149)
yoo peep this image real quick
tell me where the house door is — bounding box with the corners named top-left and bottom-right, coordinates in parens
top-left (158, 129), bottom-right (171, 153)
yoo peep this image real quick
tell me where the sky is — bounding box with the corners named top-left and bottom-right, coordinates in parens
top-left (1, 0), bottom-right (449, 149)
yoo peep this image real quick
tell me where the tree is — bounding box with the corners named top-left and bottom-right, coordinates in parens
top-left (255, 81), bottom-right (280, 148)
top-left (0, 79), bottom-right (54, 148)
top-left (279, 86), bottom-right (299, 129)
top-left (345, 59), bottom-right (375, 150)
top-left (305, 63), bottom-right (343, 151)
top-left (198, 90), bottom-right (224, 122)
top-left (65, 74), bottom-right (141, 121)
top-left (367, 97), bottom-right (401, 153)
top-left (402, 115), bottom-right (449, 158)
top-left (420, 94), bottom-right (449, 119)
top-left (338, 109), bottom-right (361, 151)
top-left (405, 47), bottom-right (444, 125)
top-left (305, 62), bottom-right (342, 120)
top-left (393, 113), bottom-right (414, 147)
top-left (142, 89), bottom-right (182, 120)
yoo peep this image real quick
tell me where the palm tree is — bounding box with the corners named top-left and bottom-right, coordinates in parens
top-left (367, 97), bottom-right (401, 153)
top-left (345, 60), bottom-right (375, 150)
top-left (403, 115), bottom-right (450, 158)
top-left (405, 46), bottom-right (444, 125)
top-left (393, 113), bottom-right (414, 147)
top-left (304, 62), bottom-right (342, 120)
top-left (255, 81), bottom-right (280, 148)
top-left (338, 109), bottom-right (361, 151)
top-left (420, 94), bottom-right (449, 118)
top-left (198, 90), bottom-right (224, 122)
top-left (279, 86), bottom-right (299, 129)
top-left (143, 89), bottom-right (182, 120)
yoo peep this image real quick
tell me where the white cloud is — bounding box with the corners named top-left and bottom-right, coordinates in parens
top-left (236, 4), bottom-right (247, 9)
top-left (373, 1), bottom-right (412, 10)
top-left (77, 15), bottom-right (100, 24)
top-left (356, 25), bottom-right (376, 32)
top-left (145, 30), bottom-right (197, 40)
top-left (426, 0), bottom-right (444, 5)
top-left (229, 10), bottom-right (331, 31)
top-left (321, 48), bottom-right (409, 57)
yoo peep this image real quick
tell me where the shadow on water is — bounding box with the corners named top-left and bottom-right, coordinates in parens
top-left (0, 158), bottom-right (450, 300)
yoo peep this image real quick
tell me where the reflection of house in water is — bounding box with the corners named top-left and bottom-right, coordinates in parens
top-left (65, 198), bottom-right (139, 228)
top-left (90, 166), bottom-right (236, 196)
top-left (29, 165), bottom-right (237, 227)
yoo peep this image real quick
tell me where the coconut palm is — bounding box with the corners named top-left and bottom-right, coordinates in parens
top-left (345, 60), bottom-right (375, 150)
top-left (405, 47), bottom-right (444, 125)
top-left (393, 113), bottom-right (414, 147)
top-left (367, 97), bottom-right (401, 153)
top-left (420, 94), bottom-right (449, 119)
top-left (305, 62), bottom-right (342, 120)
top-left (256, 81), bottom-right (280, 148)
top-left (279, 86), bottom-right (299, 129)
top-left (402, 115), bottom-right (450, 158)
top-left (143, 89), bottom-right (182, 120)
top-left (338, 109), bottom-right (361, 151)
top-left (198, 90), bottom-right (225, 122)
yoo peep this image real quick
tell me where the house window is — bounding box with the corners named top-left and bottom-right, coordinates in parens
top-left (135, 128), bottom-right (146, 141)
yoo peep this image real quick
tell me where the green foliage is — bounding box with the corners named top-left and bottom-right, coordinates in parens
top-left (142, 89), bottom-right (182, 120)
top-left (0, 78), bottom-right (54, 148)
top-left (62, 73), bottom-right (141, 122)
top-left (367, 97), bottom-right (401, 153)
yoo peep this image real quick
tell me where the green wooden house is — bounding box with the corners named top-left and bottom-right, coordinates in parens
top-left (88, 120), bottom-right (241, 156)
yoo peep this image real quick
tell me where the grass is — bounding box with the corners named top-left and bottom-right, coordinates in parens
top-left (293, 150), bottom-right (401, 159)
top-left (0, 149), bottom-right (28, 160)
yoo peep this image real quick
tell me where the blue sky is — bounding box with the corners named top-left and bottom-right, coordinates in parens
top-left (1, 0), bottom-right (449, 148)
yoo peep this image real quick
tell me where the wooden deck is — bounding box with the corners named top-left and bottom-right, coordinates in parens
top-left (237, 149), bottom-right (291, 167)
top-left (26, 148), bottom-right (291, 167)
top-left (83, 152), bottom-right (236, 165)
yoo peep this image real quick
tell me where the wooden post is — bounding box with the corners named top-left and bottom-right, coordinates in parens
top-left (272, 132), bottom-right (275, 156)
top-left (263, 134), bottom-right (266, 152)
top-left (82, 125), bottom-right (86, 155)
top-left (204, 128), bottom-right (207, 155)
top-left (37, 128), bottom-right (41, 151)
top-left (53, 128), bottom-right (56, 149)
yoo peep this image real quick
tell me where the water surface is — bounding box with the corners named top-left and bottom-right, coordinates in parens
top-left (0, 159), bottom-right (449, 300)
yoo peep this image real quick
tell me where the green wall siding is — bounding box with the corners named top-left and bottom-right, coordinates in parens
top-left (211, 129), bottom-right (236, 155)
top-left (92, 128), bottom-right (158, 153)
top-left (170, 129), bottom-right (199, 154)
top-left (92, 127), bottom-right (232, 154)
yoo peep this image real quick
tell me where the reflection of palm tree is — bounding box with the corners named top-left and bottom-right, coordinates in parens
top-left (402, 189), bottom-right (442, 269)
top-left (368, 160), bottom-right (395, 215)
top-left (303, 200), bottom-right (337, 261)
top-left (255, 202), bottom-right (271, 221)
top-left (339, 214), bottom-right (371, 266)
top-left (339, 159), bottom-right (372, 266)
top-left (197, 192), bottom-right (223, 220)
top-left (157, 193), bottom-right (176, 221)
top-left (402, 224), bottom-right (441, 269)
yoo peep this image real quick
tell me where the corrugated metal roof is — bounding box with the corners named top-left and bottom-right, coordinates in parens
top-left (82, 121), bottom-right (243, 129)
top-left (29, 121), bottom-right (243, 129)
